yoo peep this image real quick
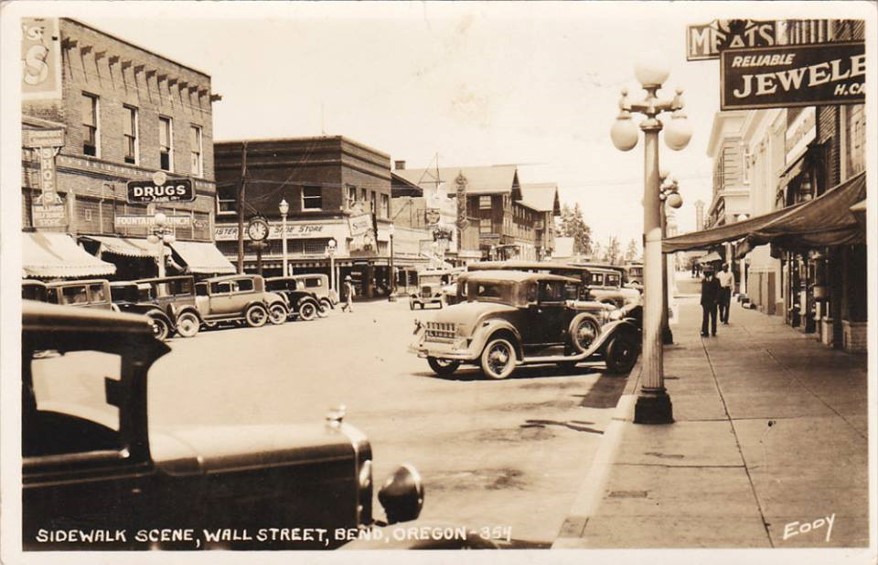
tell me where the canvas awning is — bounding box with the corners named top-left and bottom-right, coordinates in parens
top-left (23, 232), bottom-right (116, 278)
top-left (663, 172), bottom-right (867, 253)
top-left (81, 235), bottom-right (160, 258)
top-left (169, 241), bottom-right (236, 275)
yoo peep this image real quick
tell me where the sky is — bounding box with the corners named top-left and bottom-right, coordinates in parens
top-left (6, 1), bottom-right (868, 249)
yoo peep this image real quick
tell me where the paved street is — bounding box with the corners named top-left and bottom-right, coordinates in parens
top-left (146, 300), bottom-right (628, 544)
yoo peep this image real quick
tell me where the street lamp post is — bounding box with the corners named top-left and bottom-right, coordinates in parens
top-left (610, 51), bottom-right (691, 425)
top-left (147, 211), bottom-right (176, 278)
top-left (659, 172), bottom-right (683, 345)
top-left (326, 238), bottom-right (337, 293)
top-left (279, 198), bottom-right (289, 277)
top-left (388, 223), bottom-right (396, 302)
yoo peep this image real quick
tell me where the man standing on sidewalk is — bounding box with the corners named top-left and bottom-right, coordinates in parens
top-left (700, 268), bottom-right (721, 337)
top-left (717, 263), bottom-right (734, 324)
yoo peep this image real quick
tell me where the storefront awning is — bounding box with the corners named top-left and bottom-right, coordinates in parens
top-left (664, 172), bottom-right (867, 253)
top-left (81, 235), bottom-right (159, 258)
top-left (23, 232), bottom-right (116, 279)
top-left (170, 241), bottom-right (236, 275)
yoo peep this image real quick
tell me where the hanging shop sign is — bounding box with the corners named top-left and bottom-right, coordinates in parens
top-left (425, 208), bottom-right (441, 226)
top-left (22, 18), bottom-right (62, 100)
top-left (720, 42), bottom-right (865, 110)
top-left (127, 179), bottom-right (194, 203)
top-left (348, 213), bottom-right (372, 237)
top-left (687, 19), bottom-right (777, 61)
top-left (31, 200), bottom-right (67, 228)
top-left (23, 128), bottom-right (65, 148)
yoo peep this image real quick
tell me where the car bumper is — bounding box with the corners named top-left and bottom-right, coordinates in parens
top-left (409, 338), bottom-right (477, 361)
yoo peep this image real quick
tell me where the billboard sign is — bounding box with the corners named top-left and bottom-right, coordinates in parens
top-left (127, 179), bottom-right (195, 203)
top-left (22, 18), bottom-right (63, 100)
top-left (720, 42), bottom-right (865, 110)
top-left (687, 19), bottom-right (777, 61)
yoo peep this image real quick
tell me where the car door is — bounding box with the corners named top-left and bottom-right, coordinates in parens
top-left (208, 280), bottom-right (237, 315)
top-left (520, 281), bottom-right (568, 346)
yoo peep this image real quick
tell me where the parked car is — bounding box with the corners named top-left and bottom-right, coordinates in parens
top-left (468, 261), bottom-right (640, 308)
top-left (288, 274), bottom-right (337, 315)
top-left (265, 277), bottom-right (323, 321)
top-left (410, 269), bottom-right (459, 310)
top-left (410, 271), bottom-right (638, 379)
top-left (194, 274), bottom-right (288, 329)
top-left (21, 300), bottom-right (424, 550)
top-left (21, 280), bottom-right (48, 302)
top-left (109, 281), bottom-right (176, 341)
top-left (134, 275), bottom-right (203, 338)
top-left (45, 279), bottom-right (114, 310)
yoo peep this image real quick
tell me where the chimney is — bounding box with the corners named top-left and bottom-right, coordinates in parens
top-left (394, 160), bottom-right (406, 171)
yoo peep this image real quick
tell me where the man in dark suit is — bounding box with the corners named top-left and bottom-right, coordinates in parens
top-left (700, 269), bottom-right (721, 337)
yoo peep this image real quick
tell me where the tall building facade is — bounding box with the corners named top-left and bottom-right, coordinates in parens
top-left (21, 18), bottom-right (228, 280)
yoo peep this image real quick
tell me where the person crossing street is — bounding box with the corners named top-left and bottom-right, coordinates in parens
top-left (700, 268), bottom-right (721, 337)
top-left (340, 275), bottom-right (355, 313)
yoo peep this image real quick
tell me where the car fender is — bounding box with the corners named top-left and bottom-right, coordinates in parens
top-left (591, 319), bottom-right (639, 353)
top-left (471, 319), bottom-right (523, 359)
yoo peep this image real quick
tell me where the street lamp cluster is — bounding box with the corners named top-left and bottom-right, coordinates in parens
top-left (279, 198), bottom-right (289, 276)
top-left (610, 51), bottom-right (691, 425)
top-left (147, 212), bottom-right (175, 278)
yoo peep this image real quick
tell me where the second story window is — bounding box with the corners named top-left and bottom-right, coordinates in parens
top-left (302, 186), bottom-right (322, 210)
top-left (123, 105), bottom-right (137, 164)
top-left (381, 194), bottom-right (390, 219)
top-left (159, 117), bottom-right (173, 171)
top-left (347, 185), bottom-right (357, 209)
top-left (190, 125), bottom-right (203, 176)
top-left (479, 195), bottom-right (492, 209)
top-left (217, 185), bottom-right (237, 215)
top-left (82, 93), bottom-right (99, 157)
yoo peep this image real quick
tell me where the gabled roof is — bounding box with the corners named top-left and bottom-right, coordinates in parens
top-left (391, 172), bottom-right (423, 197)
top-left (520, 183), bottom-right (561, 215)
top-left (395, 165), bottom-right (521, 198)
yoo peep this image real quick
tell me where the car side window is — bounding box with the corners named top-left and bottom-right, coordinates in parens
top-left (89, 284), bottom-right (107, 303)
top-left (61, 286), bottom-right (88, 305)
top-left (237, 279), bottom-right (254, 292)
top-left (526, 283), bottom-right (537, 303)
top-left (213, 282), bottom-right (232, 294)
top-left (25, 349), bottom-right (123, 458)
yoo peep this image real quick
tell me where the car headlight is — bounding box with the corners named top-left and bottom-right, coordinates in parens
top-left (609, 309), bottom-right (623, 321)
top-left (378, 464), bottom-right (424, 524)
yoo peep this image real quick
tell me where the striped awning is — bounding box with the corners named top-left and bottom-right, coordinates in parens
top-left (170, 241), bottom-right (236, 275)
top-left (23, 232), bottom-right (116, 279)
top-left (81, 235), bottom-right (159, 258)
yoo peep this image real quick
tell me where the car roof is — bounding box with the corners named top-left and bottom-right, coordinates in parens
top-left (460, 270), bottom-right (580, 284)
top-left (203, 274), bottom-right (256, 283)
top-left (468, 260), bottom-right (586, 271)
top-left (136, 275), bottom-right (194, 284)
top-left (46, 279), bottom-right (110, 287)
top-left (22, 300), bottom-right (155, 334)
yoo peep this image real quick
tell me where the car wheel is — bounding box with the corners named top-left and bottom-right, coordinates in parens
top-left (298, 301), bottom-right (317, 321)
top-left (605, 334), bottom-right (639, 375)
top-left (427, 357), bottom-right (461, 376)
top-left (317, 299), bottom-right (331, 317)
top-left (245, 304), bottom-right (268, 328)
top-left (268, 303), bottom-right (288, 325)
top-left (480, 337), bottom-right (517, 380)
top-left (569, 313), bottom-right (601, 353)
top-left (149, 315), bottom-right (171, 341)
top-left (175, 311), bottom-right (200, 338)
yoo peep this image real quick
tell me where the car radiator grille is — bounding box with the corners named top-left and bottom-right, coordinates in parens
top-left (425, 322), bottom-right (455, 342)
top-left (420, 286), bottom-right (433, 298)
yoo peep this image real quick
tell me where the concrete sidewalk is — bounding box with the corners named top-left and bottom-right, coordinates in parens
top-left (555, 283), bottom-right (871, 550)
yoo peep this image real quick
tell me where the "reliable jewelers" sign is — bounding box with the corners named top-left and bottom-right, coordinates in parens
top-left (720, 42), bottom-right (865, 110)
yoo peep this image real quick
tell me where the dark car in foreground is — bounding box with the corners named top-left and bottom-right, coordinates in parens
top-left (21, 301), bottom-right (424, 550)
top-left (265, 277), bottom-right (323, 321)
top-left (109, 281), bottom-right (177, 341)
top-left (410, 271), bottom-right (639, 379)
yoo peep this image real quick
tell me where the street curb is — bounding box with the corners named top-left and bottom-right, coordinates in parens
top-left (552, 359), bottom-right (641, 547)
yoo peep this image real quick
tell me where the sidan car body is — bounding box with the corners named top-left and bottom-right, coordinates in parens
top-left (21, 300), bottom-right (424, 550)
top-left (410, 271), bottom-right (639, 379)
top-left (265, 277), bottom-right (324, 321)
top-left (194, 274), bottom-right (289, 328)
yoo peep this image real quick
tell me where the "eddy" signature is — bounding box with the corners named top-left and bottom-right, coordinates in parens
top-left (783, 513), bottom-right (835, 543)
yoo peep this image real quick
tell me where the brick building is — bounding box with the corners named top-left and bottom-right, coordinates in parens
top-left (213, 136), bottom-right (398, 298)
top-left (21, 18), bottom-right (230, 280)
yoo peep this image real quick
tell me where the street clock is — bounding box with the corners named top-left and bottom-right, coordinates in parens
top-left (247, 216), bottom-right (270, 241)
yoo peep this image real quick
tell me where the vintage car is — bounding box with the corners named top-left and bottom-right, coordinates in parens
top-left (109, 281), bottom-right (177, 341)
top-left (21, 300), bottom-right (424, 550)
top-left (410, 271), bottom-right (639, 379)
top-left (467, 261), bottom-right (640, 308)
top-left (288, 274), bottom-right (338, 315)
top-left (45, 279), bottom-right (114, 310)
top-left (195, 274), bottom-right (288, 328)
top-left (409, 269), bottom-right (459, 310)
top-left (265, 277), bottom-right (323, 321)
top-left (134, 275), bottom-right (203, 338)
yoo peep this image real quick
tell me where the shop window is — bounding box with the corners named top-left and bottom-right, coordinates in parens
top-left (190, 125), bottom-right (203, 176)
top-left (302, 186), bottom-right (322, 210)
top-left (159, 117), bottom-right (173, 171)
top-left (123, 105), bottom-right (137, 164)
top-left (82, 93), bottom-right (99, 157)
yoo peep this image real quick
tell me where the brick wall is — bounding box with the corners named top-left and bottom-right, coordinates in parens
top-left (842, 320), bottom-right (867, 353)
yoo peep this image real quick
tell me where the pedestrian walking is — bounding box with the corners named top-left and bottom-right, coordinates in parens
top-left (700, 268), bottom-right (721, 337)
top-left (341, 275), bottom-right (355, 313)
top-left (716, 263), bottom-right (734, 324)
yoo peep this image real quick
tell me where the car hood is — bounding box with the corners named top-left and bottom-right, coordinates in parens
top-left (150, 422), bottom-right (359, 476)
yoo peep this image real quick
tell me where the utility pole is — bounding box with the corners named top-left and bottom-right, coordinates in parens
top-left (237, 142), bottom-right (247, 274)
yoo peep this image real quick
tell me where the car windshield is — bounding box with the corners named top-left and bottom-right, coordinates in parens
top-left (153, 278), bottom-right (193, 297)
top-left (420, 275), bottom-right (445, 285)
top-left (466, 281), bottom-right (514, 304)
top-left (25, 348), bottom-right (123, 457)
